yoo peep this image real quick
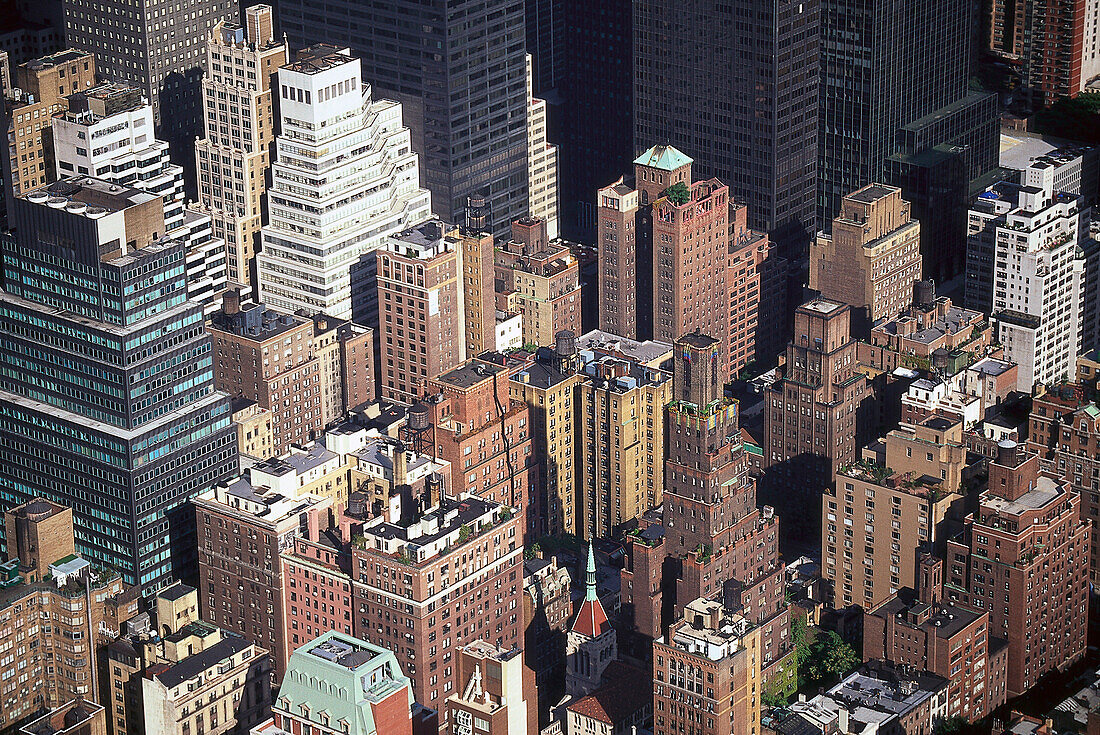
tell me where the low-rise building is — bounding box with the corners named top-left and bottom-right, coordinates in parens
top-left (311, 314), bottom-right (375, 424)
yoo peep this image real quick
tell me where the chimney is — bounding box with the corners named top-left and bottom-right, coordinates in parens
top-left (917, 554), bottom-right (942, 606)
top-left (387, 491), bottom-right (401, 524)
top-left (837, 707), bottom-right (850, 734)
top-left (394, 441), bottom-right (409, 487)
top-left (223, 288), bottom-right (241, 315)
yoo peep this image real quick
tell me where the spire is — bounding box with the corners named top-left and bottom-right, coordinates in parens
top-left (585, 541), bottom-right (597, 602)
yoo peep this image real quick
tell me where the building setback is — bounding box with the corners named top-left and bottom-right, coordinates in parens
top-left (811, 184), bottom-right (922, 337)
top-left (276, 0), bottom-right (529, 240)
top-left (945, 441), bottom-right (1089, 696)
top-left (0, 178), bottom-right (238, 593)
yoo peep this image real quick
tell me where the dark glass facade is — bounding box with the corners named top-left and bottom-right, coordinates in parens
top-left (819, 0), bottom-right (999, 278)
top-left (278, 0), bottom-right (530, 240)
top-left (633, 0), bottom-right (820, 264)
top-left (0, 178), bottom-right (238, 595)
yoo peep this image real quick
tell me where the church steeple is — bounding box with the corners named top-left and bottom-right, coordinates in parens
top-left (585, 541), bottom-right (598, 602)
top-left (566, 541), bottom-right (617, 698)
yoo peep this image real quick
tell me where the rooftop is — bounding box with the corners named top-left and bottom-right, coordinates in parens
top-left (305, 633), bottom-right (390, 670)
top-left (829, 666), bottom-right (947, 717)
top-left (982, 474), bottom-right (1063, 516)
top-left (576, 329), bottom-right (672, 368)
top-left (24, 177), bottom-right (158, 216)
top-left (633, 144), bottom-right (693, 172)
top-left (871, 588), bottom-right (983, 639)
top-left (434, 360), bottom-right (507, 389)
top-left (151, 634), bottom-right (253, 689)
top-left (209, 301), bottom-right (304, 341)
top-left (846, 183), bottom-right (899, 205)
top-left (284, 44), bottom-right (354, 74)
top-left (567, 662), bottom-right (652, 724)
top-left (801, 297), bottom-right (845, 315)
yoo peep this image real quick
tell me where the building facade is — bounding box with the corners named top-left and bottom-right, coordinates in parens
top-left (257, 45), bottom-right (431, 321)
top-left (811, 184), bottom-right (922, 336)
top-left (0, 178), bottom-right (237, 593)
top-left (194, 6), bottom-right (289, 290)
top-left (444, 641), bottom-right (537, 735)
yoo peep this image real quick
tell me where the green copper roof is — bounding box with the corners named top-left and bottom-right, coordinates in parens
top-left (277, 632), bottom-right (413, 735)
top-left (633, 145), bottom-right (693, 171)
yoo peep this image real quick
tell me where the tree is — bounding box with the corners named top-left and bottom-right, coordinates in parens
top-left (812, 631), bottom-right (860, 680)
top-left (663, 182), bottom-right (691, 205)
top-left (934, 716), bottom-right (968, 735)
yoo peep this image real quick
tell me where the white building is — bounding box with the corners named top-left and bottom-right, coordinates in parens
top-left (991, 182), bottom-right (1090, 389)
top-left (526, 54), bottom-right (559, 239)
top-left (51, 82), bottom-right (232, 313)
top-left (496, 311), bottom-right (523, 351)
top-left (257, 45), bottom-right (432, 321)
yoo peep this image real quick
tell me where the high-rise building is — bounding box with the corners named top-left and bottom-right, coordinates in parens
top-left (986, 184), bottom-right (1089, 389)
top-left (253, 632), bottom-right (415, 735)
top-left (0, 178), bottom-right (238, 592)
top-left (509, 335), bottom-right (582, 537)
top-left (727, 203), bottom-right (787, 374)
top-left (864, 555), bottom-right (1010, 721)
top-left (277, 0), bottom-right (529, 240)
top-left (945, 441), bottom-right (1090, 697)
top-left (345, 490), bottom-right (524, 711)
top-left (823, 1), bottom-right (999, 281)
top-left (50, 82), bottom-right (230, 313)
top-left (565, 543), bottom-right (617, 698)
top-left (108, 583), bottom-right (272, 735)
top-left (257, 45), bottom-right (431, 321)
top-left (986, 0), bottom-right (1100, 105)
top-left (418, 361), bottom-right (536, 538)
top-left (652, 598), bottom-right (762, 735)
top-left (194, 6), bottom-right (289, 290)
top-left (762, 299), bottom-right (870, 548)
top-left (495, 217), bottom-right (583, 349)
top-left (810, 184), bottom-right (922, 336)
top-left (576, 335), bottom-right (671, 540)
top-left (525, 56), bottom-right (559, 239)
top-left (310, 314), bottom-right (376, 423)
top-left (823, 416), bottom-right (968, 610)
top-left (633, 0), bottom-right (819, 261)
top-left (0, 498), bottom-right (138, 733)
top-left (444, 641), bottom-right (537, 735)
top-left (2, 50), bottom-right (95, 213)
top-left (61, 0), bottom-right (235, 174)
top-left (207, 293), bottom-right (323, 455)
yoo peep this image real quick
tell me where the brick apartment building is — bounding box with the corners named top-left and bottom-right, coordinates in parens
top-left (945, 442), bottom-right (1089, 696)
top-left (208, 291), bottom-right (323, 454)
top-left (495, 216), bottom-right (583, 348)
top-left (811, 183), bottom-right (922, 336)
top-left (865, 555), bottom-right (1009, 721)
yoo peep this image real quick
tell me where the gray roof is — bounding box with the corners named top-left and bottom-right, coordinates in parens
top-left (153, 635), bottom-right (253, 689)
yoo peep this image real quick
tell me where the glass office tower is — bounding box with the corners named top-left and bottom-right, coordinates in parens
top-left (0, 177), bottom-right (238, 595)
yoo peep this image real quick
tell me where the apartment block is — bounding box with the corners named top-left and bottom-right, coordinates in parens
top-left (252, 632), bottom-right (415, 735)
top-left (595, 177), bottom-right (640, 338)
top-left (576, 336), bottom-right (672, 540)
top-left (811, 184), bottom-right (922, 336)
top-left (231, 399), bottom-right (274, 460)
top-left (525, 55), bottom-right (559, 239)
top-left (2, 50), bottom-right (95, 206)
top-left (208, 293), bottom-right (323, 454)
top-left (18, 700), bottom-right (106, 735)
top-left (107, 584), bottom-right (271, 735)
top-left (945, 442), bottom-right (1089, 696)
top-left (653, 598), bottom-right (762, 735)
top-left (257, 45), bottom-right (431, 320)
top-left (0, 499), bottom-right (138, 732)
top-left (823, 415), bottom-right (968, 609)
top-left (727, 203), bottom-right (786, 374)
top-left (762, 299), bottom-right (869, 544)
top-left (865, 555), bottom-right (1009, 721)
top-left (444, 641), bottom-right (537, 735)
top-left (376, 221), bottom-right (471, 402)
top-left (1027, 382), bottom-right (1100, 584)
top-left (194, 7), bottom-right (288, 289)
top-left (495, 217), bottom-right (583, 349)
top-left (509, 334), bottom-right (583, 537)
top-left (460, 228), bottom-right (497, 358)
top-left (343, 490), bottom-right (524, 711)
top-left (311, 314), bottom-right (375, 424)
top-left (420, 361), bottom-right (536, 538)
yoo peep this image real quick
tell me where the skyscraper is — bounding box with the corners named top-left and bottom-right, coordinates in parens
top-left (62, 0), bottom-right (236, 177)
top-left (0, 177), bottom-right (238, 593)
top-left (633, 0), bottom-right (819, 261)
top-left (819, 0), bottom-right (999, 279)
top-left (277, 0), bottom-right (530, 239)
top-left (194, 6), bottom-right (289, 291)
top-left (256, 45), bottom-right (431, 321)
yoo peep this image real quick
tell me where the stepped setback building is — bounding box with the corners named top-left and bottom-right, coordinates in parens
top-left (257, 45), bottom-right (431, 321)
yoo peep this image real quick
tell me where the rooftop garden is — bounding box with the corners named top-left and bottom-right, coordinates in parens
top-left (662, 182), bottom-right (691, 205)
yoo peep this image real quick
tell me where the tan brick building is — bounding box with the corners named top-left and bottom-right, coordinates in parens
top-left (823, 415), bottom-right (969, 609)
top-left (208, 290), bottom-right (323, 454)
top-left (495, 217), bottom-right (582, 348)
top-left (653, 599), bottom-right (761, 735)
top-left (811, 183), bottom-right (922, 335)
top-left (311, 314), bottom-right (375, 424)
top-left (3, 50), bottom-right (96, 201)
top-left (443, 641), bottom-right (536, 735)
top-left (231, 398), bottom-right (275, 459)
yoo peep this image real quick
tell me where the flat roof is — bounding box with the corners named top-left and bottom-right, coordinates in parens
top-left (846, 183), bottom-right (898, 204)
